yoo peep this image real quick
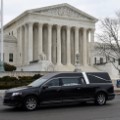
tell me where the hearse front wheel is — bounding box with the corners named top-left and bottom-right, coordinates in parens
top-left (95, 93), bottom-right (106, 105)
top-left (24, 96), bottom-right (38, 111)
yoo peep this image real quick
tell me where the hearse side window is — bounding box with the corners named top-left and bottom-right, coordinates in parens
top-left (61, 77), bottom-right (83, 86)
top-left (46, 79), bottom-right (60, 87)
top-left (87, 73), bottom-right (111, 83)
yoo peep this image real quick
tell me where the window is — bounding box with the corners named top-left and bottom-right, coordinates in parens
top-left (87, 73), bottom-right (111, 83)
top-left (46, 79), bottom-right (60, 87)
top-left (100, 58), bottom-right (103, 64)
top-left (94, 57), bottom-right (96, 64)
top-left (9, 53), bottom-right (13, 62)
top-left (61, 77), bottom-right (82, 86)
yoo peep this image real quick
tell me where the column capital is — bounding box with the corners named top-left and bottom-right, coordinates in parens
top-left (24, 24), bottom-right (28, 29)
top-left (83, 27), bottom-right (90, 31)
top-left (67, 26), bottom-right (71, 31)
top-left (19, 25), bottom-right (23, 28)
top-left (39, 23), bottom-right (43, 27)
top-left (67, 26), bottom-right (71, 29)
top-left (91, 28), bottom-right (95, 32)
top-left (75, 27), bottom-right (79, 31)
top-left (48, 24), bottom-right (53, 28)
top-left (28, 22), bottom-right (34, 26)
top-left (57, 25), bottom-right (61, 29)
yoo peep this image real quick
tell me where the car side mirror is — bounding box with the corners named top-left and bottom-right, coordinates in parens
top-left (42, 85), bottom-right (48, 89)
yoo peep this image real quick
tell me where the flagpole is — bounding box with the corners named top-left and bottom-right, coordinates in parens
top-left (0, 0), bottom-right (4, 71)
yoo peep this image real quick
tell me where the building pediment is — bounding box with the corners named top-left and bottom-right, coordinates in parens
top-left (30, 3), bottom-right (97, 22)
top-left (4, 3), bottom-right (97, 29)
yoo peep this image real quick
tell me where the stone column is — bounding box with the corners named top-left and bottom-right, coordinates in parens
top-left (57, 25), bottom-right (61, 65)
top-left (89, 29), bottom-right (95, 65)
top-left (67, 26), bottom-right (71, 65)
top-left (17, 26), bottom-right (22, 66)
top-left (83, 28), bottom-right (88, 66)
top-left (28, 22), bottom-right (33, 63)
top-left (48, 24), bottom-right (52, 62)
top-left (38, 23), bottom-right (43, 56)
top-left (90, 29), bottom-right (95, 42)
top-left (24, 24), bottom-right (28, 65)
top-left (19, 26), bottom-right (23, 65)
top-left (16, 28), bottom-right (19, 66)
top-left (75, 27), bottom-right (79, 54)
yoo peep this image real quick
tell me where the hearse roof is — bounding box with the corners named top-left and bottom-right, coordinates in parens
top-left (42, 72), bottom-right (83, 79)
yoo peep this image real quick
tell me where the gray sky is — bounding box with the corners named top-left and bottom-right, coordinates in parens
top-left (2, 0), bottom-right (120, 29)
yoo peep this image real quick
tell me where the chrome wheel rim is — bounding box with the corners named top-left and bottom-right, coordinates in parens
top-left (97, 94), bottom-right (105, 105)
top-left (25, 97), bottom-right (37, 110)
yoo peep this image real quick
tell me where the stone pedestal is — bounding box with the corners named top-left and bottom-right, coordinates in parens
top-left (74, 52), bottom-right (81, 72)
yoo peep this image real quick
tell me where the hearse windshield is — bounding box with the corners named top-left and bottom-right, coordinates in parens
top-left (28, 78), bottom-right (47, 87)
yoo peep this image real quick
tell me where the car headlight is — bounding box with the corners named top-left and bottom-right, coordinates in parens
top-left (12, 92), bottom-right (22, 97)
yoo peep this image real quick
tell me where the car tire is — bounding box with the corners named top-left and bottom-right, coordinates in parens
top-left (24, 96), bottom-right (38, 111)
top-left (95, 92), bottom-right (106, 105)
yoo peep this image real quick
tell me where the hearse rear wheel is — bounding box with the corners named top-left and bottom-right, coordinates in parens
top-left (95, 93), bottom-right (106, 105)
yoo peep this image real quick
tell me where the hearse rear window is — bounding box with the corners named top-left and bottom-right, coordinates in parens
top-left (86, 72), bottom-right (111, 83)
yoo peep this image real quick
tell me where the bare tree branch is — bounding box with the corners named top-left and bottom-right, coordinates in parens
top-left (97, 11), bottom-right (120, 72)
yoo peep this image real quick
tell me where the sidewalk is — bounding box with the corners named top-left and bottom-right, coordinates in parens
top-left (114, 87), bottom-right (120, 95)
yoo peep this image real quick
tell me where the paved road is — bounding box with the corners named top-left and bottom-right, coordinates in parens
top-left (0, 96), bottom-right (120, 120)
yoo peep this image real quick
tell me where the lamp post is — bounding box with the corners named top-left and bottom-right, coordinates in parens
top-left (0, 0), bottom-right (4, 71)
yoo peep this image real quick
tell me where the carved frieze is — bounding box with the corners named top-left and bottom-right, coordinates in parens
top-left (36, 6), bottom-right (90, 20)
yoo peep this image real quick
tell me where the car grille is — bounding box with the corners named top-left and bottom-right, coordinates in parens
top-left (4, 93), bottom-right (12, 98)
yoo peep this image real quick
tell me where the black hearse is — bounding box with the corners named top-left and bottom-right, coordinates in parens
top-left (3, 72), bottom-right (115, 111)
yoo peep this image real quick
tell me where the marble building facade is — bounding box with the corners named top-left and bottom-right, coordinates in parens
top-left (3, 3), bottom-right (98, 71)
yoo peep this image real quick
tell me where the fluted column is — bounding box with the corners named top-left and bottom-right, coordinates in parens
top-left (90, 29), bottom-right (95, 42)
top-left (57, 25), bottom-right (61, 65)
top-left (89, 29), bottom-right (95, 65)
top-left (75, 27), bottom-right (79, 54)
top-left (19, 26), bottom-right (23, 65)
top-left (16, 28), bottom-right (19, 66)
top-left (83, 28), bottom-right (88, 66)
top-left (48, 24), bottom-right (52, 62)
top-left (38, 23), bottom-right (43, 56)
top-left (28, 22), bottom-right (33, 63)
top-left (24, 24), bottom-right (28, 65)
top-left (67, 26), bottom-right (71, 65)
